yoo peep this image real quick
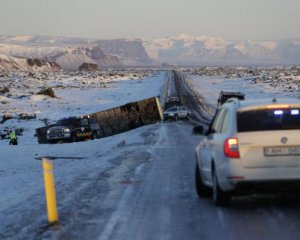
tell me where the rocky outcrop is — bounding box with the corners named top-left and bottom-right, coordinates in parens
top-left (85, 47), bottom-right (122, 67)
top-left (0, 87), bottom-right (9, 94)
top-left (36, 87), bottom-right (56, 98)
top-left (97, 39), bottom-right (153, 66)
top-left (48, 46), bottom-right (123, 70)
top-left (0, 54), bottom-right (61, 72)
top-left (27, 58), bottom-right (61, 71)
top-left (79, 62), bottom-right (98, 71)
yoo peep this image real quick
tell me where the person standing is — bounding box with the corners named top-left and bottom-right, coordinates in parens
top-left (9, 130), bottom-right (18, 145)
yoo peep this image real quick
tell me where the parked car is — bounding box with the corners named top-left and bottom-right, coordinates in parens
top-left (46, 116), bottom-right (103, 143)
top-left (217, 91), bottom-right (245, 106)
top-left (163, 106), bottom-right (191, 120)
top-left (195, 98), bottom-right (300, 206)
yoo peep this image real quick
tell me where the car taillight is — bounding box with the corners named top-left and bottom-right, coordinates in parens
top-left (224, 137), bottom-right (240, 158)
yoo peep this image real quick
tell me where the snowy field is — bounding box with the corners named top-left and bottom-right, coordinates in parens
top-left (0, 70), bottom-right (166, 239)
top-left (0, 70), bottom-right (164, 145)
top-left (184, 67), bottom-right (300, 110)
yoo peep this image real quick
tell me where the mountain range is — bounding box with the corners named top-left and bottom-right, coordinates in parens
top-left (0, 36), bottom-right (151, 70)
top-left (0, 34), bottom-right (300, 71)
top-left (144, 34), bottom-right (300, 66)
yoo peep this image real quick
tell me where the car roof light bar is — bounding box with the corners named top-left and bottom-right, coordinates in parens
top-left (266, 104), bottom-right (290, 109)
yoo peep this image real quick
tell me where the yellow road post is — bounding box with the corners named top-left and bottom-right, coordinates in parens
top-left (42, 158), bottom-right (58, 224)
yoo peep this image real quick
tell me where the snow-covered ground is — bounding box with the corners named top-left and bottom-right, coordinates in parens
top-left (185, 71), bottom-right (300, 110)
top-left (0, 70), bottom-right (166, 239)
top-left (0, 70), bottom-right (164, 144)
top-left (1, 67), bottom-right (300, 239)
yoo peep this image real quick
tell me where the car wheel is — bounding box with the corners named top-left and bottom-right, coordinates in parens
top-left (212, 169), bottom-right (231, 206)
top-left (71, 134), bottom-right (77, 143)
top-left (91, 131), bottom-right (97, 140)
top-left (186, 114), bottom-right (191, 120)
top-left (97, 129), bottom-right (103, 139)
top-left (174, 114), bottom-right (178, 121)
top-left (195, 162), bottom-right (211, 197)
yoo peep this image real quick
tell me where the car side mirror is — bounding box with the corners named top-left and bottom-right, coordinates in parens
top-left (193, 126), bottom-right (204, 135)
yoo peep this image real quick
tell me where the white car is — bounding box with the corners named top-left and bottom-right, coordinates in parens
top-left (163, 106), bottom-right (191, 120)
top-left (195, 98), bottom-right (300, 206)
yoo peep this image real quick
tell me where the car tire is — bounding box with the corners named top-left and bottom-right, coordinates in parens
top-left (91, 131), bottom-right (97, 140)
top-left (97, 129), bottom-right (103, 139)
top-left (174, 114), bottom-right (178, 121)
top-left (71, 134), bottom-right (77, 143)
top-left (195, 162), bottom-right (211, 197)
top-left (186, 114), bottom-right (191, 120)
top-left (212, 169), bottom-right (231, 207)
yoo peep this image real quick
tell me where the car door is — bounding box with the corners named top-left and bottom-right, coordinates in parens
top-left (197, 108), bottom-right (227, 185)
top-left (177, 107), bottom-right (184, 118)
top-left (181, 107), bottom-right (188, 117)
top-left (211, 109), bottom-right (231, 169)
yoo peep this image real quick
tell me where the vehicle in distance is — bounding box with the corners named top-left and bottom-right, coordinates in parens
top-left (163, 106), bottom-right (191, 120)
top-left (217, 91), bottom-right (245, 106)
top-left (46, 116), bottom-right (103, 143)
top-left (195, 98), bottom-right (300, 206)
top-left (165, 96), bottom-right (181, 109)
top-left (168, 96), bottom-right (180, 104)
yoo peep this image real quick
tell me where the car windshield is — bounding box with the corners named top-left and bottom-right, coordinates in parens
top-left (237, 108), bottom-right (300, 132)
top-left (56, 118), bottom-right (77, 126)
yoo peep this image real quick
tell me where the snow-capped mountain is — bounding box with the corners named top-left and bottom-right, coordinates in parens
top-left (1, 34), bottom-right (300, 68)
top-left (0, 35), bottom-right (93, 46)
top-left (0, 36), bottom-right (152, 69)
top-left (97, 39), bottom-right (154, 66)
top-left (143, 34), bottom-right (300, 65)
top-left (0, 43), bottom-right (122, 70)
top-left (0, 54), bottom-right (61, 72)
top-left (46, 46), bottom-right (122, 70)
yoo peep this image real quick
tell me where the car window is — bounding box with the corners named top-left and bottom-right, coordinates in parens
top-left (210, 108), bottom-right (226, 133)
top-left (56, 118), bottom-right (77, 126)
top-left (220, 109), bottom-right (230, 133)
top-left (89, 118), bottom-right (96, 124)
top-left (237, 108), bottom-right (300, 132)
top-left (80, 118), bottom-right (89, 126)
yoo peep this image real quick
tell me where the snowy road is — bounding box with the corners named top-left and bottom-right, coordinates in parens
top-left (52, 71), bottom-right (300, 240)
top-left (2, 70), bottom-right (300, 240)
top-left (52, 121), bottom-right (300, 240)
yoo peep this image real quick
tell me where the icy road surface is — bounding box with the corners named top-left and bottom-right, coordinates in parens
top-left (4, 120), bottom-right (300, 240)
top-left (53, 122), bottom-right (300, 240)
top-left (1, 69), bottom-right (300, 239)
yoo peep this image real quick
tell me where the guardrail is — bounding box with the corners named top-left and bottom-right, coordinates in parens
top-left (160, 71), bottom-right (172, 109)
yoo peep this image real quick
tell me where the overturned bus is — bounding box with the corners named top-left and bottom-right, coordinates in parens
top-left (36, 97), bottom-right (163, 144)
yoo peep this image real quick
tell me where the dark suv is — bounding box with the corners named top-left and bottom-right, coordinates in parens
top-left (46, 116), bottom-right (103, 143)
top-left (217, 91), bottom-right (245, 106)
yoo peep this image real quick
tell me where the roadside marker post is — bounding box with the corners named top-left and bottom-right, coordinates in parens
top-left (42, 158), bottom-right (58, 224)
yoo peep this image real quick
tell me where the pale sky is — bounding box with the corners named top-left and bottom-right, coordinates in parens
top-left (0, 0), bottom-right (299, 41)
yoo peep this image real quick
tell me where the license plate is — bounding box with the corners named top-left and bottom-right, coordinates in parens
top-left (264, 146), bottom-right (300, 156)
